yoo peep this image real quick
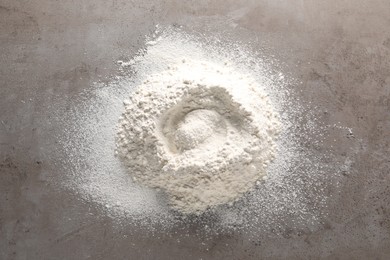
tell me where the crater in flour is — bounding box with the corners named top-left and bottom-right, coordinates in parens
top-left (158, 85), bottom-right (249, 156)
top-left (172, 109), bottom-right (226, 152)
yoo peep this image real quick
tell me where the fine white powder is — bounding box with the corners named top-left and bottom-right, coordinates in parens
top-left (116, 60), bottom-right (281, 214)
top-left (49, 26), bottom-right (345, 235)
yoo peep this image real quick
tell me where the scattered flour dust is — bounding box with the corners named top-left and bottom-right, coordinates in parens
top-left (116, 60), bottom-right (281, 214)
top-left (52, 26), bottom-right (338, 234)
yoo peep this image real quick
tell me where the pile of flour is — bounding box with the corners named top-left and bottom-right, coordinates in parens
top-left (116, 59), bottom-right (281, 214)
top-left (50, 26), bottom-right (339, 234)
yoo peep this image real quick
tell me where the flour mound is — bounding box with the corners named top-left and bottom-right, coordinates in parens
top-left (116, 60), bottom-right (281, 214)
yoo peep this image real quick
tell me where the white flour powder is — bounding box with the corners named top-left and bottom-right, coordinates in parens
top-left (116, 60), bottom-right (281, 214)
top-left (49, 26), bottom-right (341, 234)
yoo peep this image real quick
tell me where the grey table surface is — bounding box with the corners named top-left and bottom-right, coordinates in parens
top-left (1, 0), bottom-right (390, 259)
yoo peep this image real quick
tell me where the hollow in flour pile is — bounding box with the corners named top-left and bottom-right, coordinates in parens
top-left (116, 60), bottom-right (281, 214)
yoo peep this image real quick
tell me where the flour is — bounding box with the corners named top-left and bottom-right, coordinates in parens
top-left (50, 26), bottom-right (339, 234)
top-left (116, 60), bottom-right (281, 214)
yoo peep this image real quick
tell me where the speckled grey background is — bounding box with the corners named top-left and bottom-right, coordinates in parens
top-left (1, 0), bottom-right (390, 259)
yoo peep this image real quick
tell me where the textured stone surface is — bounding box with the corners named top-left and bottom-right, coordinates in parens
top-left (1, 0), bottom-right (390, 259)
